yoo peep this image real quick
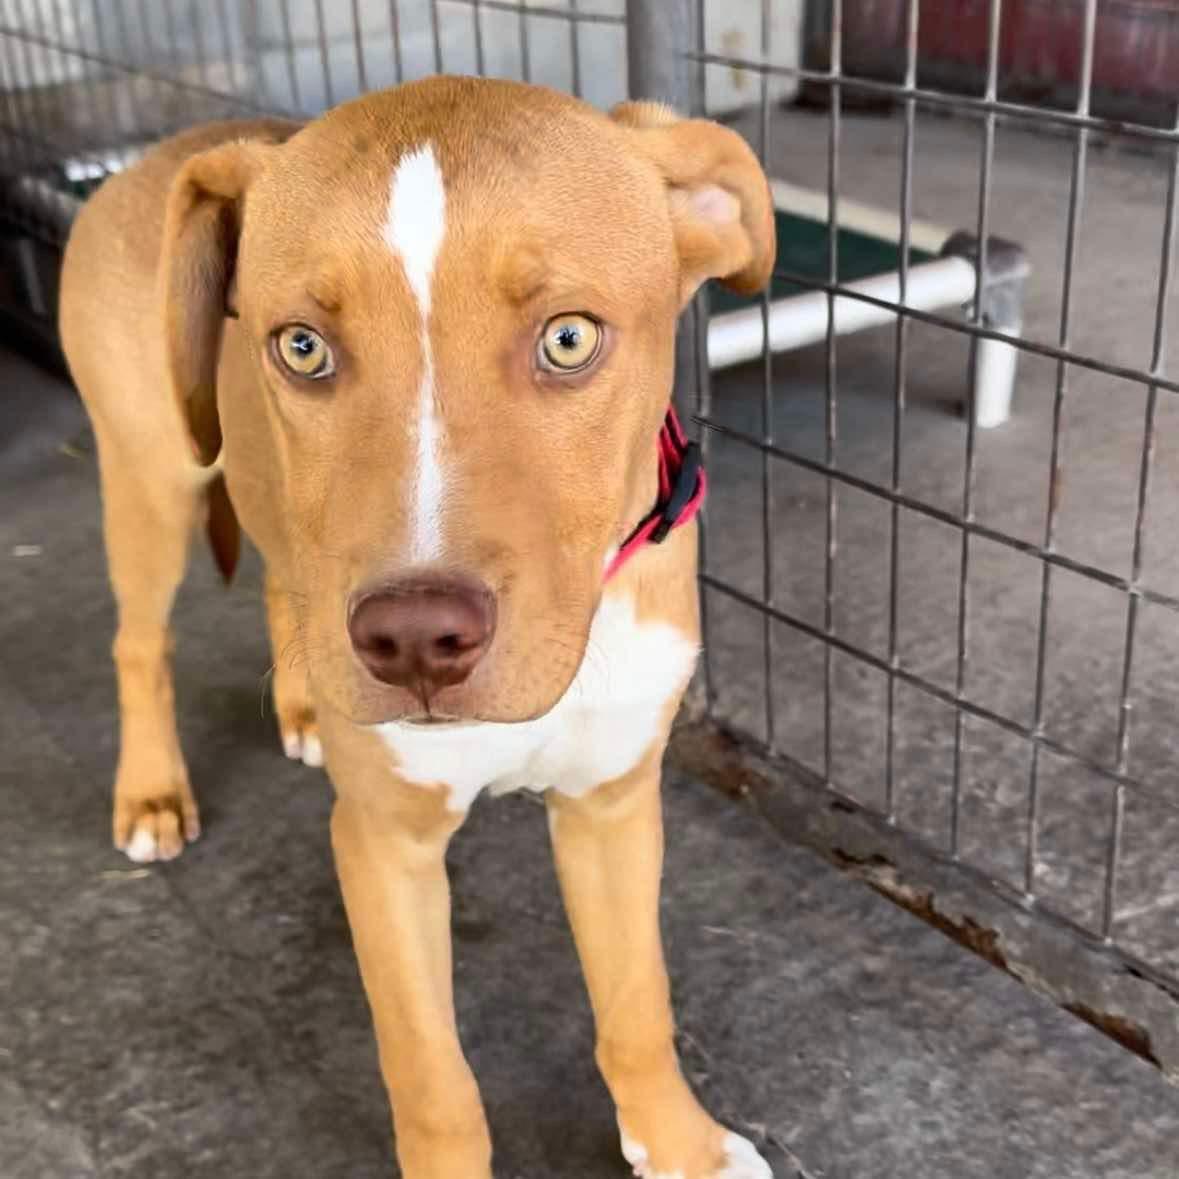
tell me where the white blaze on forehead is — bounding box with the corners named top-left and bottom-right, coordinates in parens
top-left (382, 143), bottom-right (447, 562)
top-left (384, 144), bottom-right (446, 313)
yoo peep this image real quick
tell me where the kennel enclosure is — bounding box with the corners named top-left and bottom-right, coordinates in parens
top-left (3, 0), bottom-right (1178, 1080)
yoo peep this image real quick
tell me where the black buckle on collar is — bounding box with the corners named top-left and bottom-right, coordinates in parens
top-left (649, 440), bottom-right (702, 544)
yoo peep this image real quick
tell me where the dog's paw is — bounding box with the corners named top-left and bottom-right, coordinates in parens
top-left (272, 660), bottom-right (323, 768)
top-left (278, 709), bottom-right (323, 768)
top-left (113, 785), bottom-right (200, 863)
top-left (620, 1124), bottom-right (772, 1179)
top-left (711, 1133), bottom-right (773, 1179)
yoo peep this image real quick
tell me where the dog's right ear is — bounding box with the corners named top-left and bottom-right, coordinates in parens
top-left (159, 138), bottom-right (273, 466)
top-left (610, 101), bottom-right (775, 306)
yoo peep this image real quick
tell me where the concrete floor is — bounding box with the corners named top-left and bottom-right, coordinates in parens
top-left (706, 104), bottom-right (1179, 979)
top-left (4, 345), bottom-right (1179, 1174)
top-left (3, 102), bottom-right (1179, 1177)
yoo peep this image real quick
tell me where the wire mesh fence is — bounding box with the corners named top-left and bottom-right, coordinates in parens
top-left (686, 0), bottom-right (1179, 1063)
top-left (3, 0), bottom-right (1178, 1069)
top-left (0, 1), bottom-right (626, 237)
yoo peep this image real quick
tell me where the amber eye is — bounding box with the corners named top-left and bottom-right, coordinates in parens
top-left (275, 325), bottom-right (335, 379)
top-left (539, 314), bottom-right (602, 372)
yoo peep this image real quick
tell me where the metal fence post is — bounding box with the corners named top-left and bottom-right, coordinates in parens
top-left (626, 0), bottom-right (706, 425)
top-left (627, 0), bottom-right (695, 114)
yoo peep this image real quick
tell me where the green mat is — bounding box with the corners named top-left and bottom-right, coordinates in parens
top-left (709, 206), bottom-right (938, 314)
top-left (64, 176), bottom-right (104, 201)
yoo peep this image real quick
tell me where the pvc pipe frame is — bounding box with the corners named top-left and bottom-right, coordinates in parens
top-left (706, 254), bottom-right (1020, 428)
top-left (707, 255), bottom-right (976, 366)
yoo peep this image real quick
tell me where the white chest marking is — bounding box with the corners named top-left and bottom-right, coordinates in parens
top-left (375, 594), bottom-right (699, 811)
top-left (382, 143), bottom-right (447, 562)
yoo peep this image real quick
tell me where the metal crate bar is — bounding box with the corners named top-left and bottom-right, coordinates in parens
top-left (689, 48), bottom-right (1179, 149)
top-left (1023, 0), bottom-right (1097, 901)
top-left (884, 0), bottom-right (919, 823)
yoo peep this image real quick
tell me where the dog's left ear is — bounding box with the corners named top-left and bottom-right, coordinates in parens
top-left (159, 130), bottom-right (287, 466)
top-left (612, 101), bottom-right (776, 305)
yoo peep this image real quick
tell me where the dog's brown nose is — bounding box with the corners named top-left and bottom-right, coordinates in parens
top-left (348, 575), bottom-right (495, 693)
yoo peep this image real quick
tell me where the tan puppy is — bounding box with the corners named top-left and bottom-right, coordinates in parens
top-left (58, 77), bottom-right (775, 1177)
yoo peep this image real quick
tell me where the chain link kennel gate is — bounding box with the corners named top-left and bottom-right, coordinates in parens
top-left (2, 0), bottom-right (1178, 1080)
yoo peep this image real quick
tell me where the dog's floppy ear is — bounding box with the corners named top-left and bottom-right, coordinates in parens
top-left (159, 137), bottom-right (274, 466)
top-left (611, 101), bottom-right (776, 305)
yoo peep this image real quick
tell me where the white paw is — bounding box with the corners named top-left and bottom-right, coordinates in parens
top-left (124, 827), bottom-right (160, 863)
top-left (114, 788), bottom-right (198, 862)
top-left (620, 1128), bottom-right (683, 1179)
top-left (715, 1133), bottom-right (773, 1179)
top-left (619, 1126), bottom-right (772, 1179)
top-left (282, 729), bottom-right (323, 768)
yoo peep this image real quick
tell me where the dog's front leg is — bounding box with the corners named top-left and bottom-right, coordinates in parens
top-left (547, 757), bottom-right (770, 1179)
top-left (264, 571), bottom-right (322, 767)
top-left (330, 750), bottom-right (492, 1178)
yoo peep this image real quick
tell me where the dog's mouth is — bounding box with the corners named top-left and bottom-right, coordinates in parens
top-left (391, 711), bottom-right (473, 729)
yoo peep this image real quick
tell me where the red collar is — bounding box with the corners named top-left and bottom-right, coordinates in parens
top-left (603, 406), bottom-right (707, 582)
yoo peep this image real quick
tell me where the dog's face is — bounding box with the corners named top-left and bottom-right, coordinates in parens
top-left (161, 78), bottom-right (772, 725)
